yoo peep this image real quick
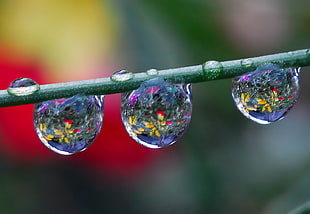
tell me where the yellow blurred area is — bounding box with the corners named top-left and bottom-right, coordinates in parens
top-left (0, 0), bottom-right (118, 80)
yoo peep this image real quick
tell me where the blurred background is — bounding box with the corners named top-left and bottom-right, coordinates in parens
top-left (0, 0), bottom-right (309, 213)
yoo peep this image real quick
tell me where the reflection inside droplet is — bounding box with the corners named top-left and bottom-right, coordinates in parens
top-left (232, 64), bottom-right (300, 124)
top-left (33, 94), bottom-right (105, 155)
top-left (121, 79), bottom-right (192, 148)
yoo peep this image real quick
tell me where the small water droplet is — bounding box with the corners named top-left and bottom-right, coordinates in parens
top-left (121, 79), bottom-right (192, 148)
top-left (33, 94), bottom-right (105, 155)
top-left (287, 51), bottom-right (294, 56)
top-left (146, 69), bottom-right (158, 76)
top-left (240, 58), bottom-right (254, 67)
top-left (232, 64), bottom-right (300, 124)
top-left (110, 70), bottom-right (133, 82)
top-left (202, 60), bottom-right (223, 79)
top-left (7, 77), bottom-right (40, 96)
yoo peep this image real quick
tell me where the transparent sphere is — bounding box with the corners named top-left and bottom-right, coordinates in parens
top-left (232, 65), bottom-right (300, 124)
top-left (110, 70), bottom-right (133, 82)
top-left (34, 95), bottom-right (104, 155)
top-left (7, 77), bottom-right (40, 96)
top-left (121, 79), bottom-right (192, 148)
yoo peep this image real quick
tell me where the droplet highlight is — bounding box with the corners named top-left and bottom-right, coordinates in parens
top-left (7, 77), bottom-right (40, 96)
top-left (121, 79), bottom-right (192, 148)
top-left (203, 60), bottom-right (223, 79)
top-left (146, 69), bottom-right (158, 76)
top-left (110, 70), bottom-right (133, 82)
top-left (232, 64), bottom-right (300, 124)
top-left (34, 94), bottom-right (105, 155)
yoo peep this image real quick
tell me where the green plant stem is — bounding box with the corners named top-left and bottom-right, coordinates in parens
top-left (287, 200), bottom-right (310, 214)
top-left (0, 48), bottom-right (309, 107)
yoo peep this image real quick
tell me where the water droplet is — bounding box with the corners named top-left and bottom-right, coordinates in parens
top-left (232, 64), bottom-right (300, 124)
top-left (240, 58), bottom-right (254, 67)
top-left (287, 51), bottom-right (294, 56)
top-left (306, 49), bottom-right (310, 57)
top-left (33, 94), bottom-right (105, 155)
top-left (146, 69), bottom-right (158, 76)
top-left (110, 70), bottom-right (133, 82)
top-left (7, 77), bottom-right (40, 96)
top-left (121, 79), bottom-right (192, 148)
top-left (202, 60), bottom-right (223, 79)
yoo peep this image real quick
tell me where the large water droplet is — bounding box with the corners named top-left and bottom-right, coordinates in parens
top-left (33, 94), bottom-right (104, 155)
top-left (232, 64), bottom-right (300, 124)
top-left (203, 60), bottom-right (223, 79)
top-left (7, 77), bottom-right (40, 96)
top-left (110, 70), bottom-right (133, 82)
top-left (121, 79), bottom-right (192, 148)
top-left (146, 69), bottom-right (158, 76)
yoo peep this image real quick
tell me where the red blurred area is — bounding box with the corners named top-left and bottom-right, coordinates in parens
top-left (0, 44), bottom-right (159, 177)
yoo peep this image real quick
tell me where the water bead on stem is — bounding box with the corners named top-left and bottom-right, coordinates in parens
top-left (7, 77), bottom-right (40, 96)
top-left (240, 58), bottom-right (254, 68)
top-left (202, 60), bottom-right (223, 80)
top-left (146, 69), bottom-right (159, 76)
top-left (110, 70), bottom-right (134, 82)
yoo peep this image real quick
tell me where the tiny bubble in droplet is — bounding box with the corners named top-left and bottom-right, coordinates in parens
top-left (110, 70), bottom-right (133, 82)
top-left (146, 69), bottom-right (158, 76)
top-left (7, 77), bottom-right (40, 96)
top-left (202, 60), bottom-right (223, 79)
top-left (241, 58), bottom-right (254, 68)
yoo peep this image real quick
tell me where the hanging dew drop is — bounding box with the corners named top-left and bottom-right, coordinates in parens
top-left (121, 79), bottom-right (192, 148)
top-left (33, 94), bottom-right (105, 155)
top-left (232, 64), bottom-right (300, 124)
top-left (146, 69), bottom-right (158, 76)
top-left (202, 60), bottom-right (223, 79)
top-left (110, 70), bottom-right (133, 82)
top-left (240, 58), bottom-right (254, 68)
top-left (7, 77), bottom-right (40, 96)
